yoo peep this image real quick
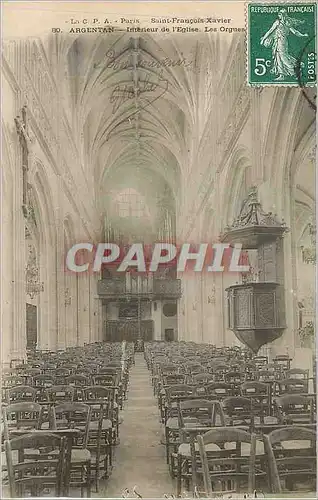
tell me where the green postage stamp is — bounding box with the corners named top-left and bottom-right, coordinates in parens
top-left (247, 3), bottom-right (317, 85)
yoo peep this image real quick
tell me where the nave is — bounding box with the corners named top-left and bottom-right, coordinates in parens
top-left (2, 341), bottom-right (316, 498)
top-left (100, 352), bottom-right (173, 498)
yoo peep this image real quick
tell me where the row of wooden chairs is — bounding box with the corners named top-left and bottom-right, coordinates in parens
top-left (2, 341), bottom-right (136, 497)
top-left (191, 425), bottom-right (316, 497)
top-left (145, 341), bottom-right (316, 497)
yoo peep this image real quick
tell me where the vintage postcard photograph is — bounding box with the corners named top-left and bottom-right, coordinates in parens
top-left (1, 1), bottom-right (317, 498)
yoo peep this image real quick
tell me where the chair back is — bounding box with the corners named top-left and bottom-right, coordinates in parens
top-left (254, 356), bottom-right (268, 368)
top-left (240, 381), bottom-right (271, 422)
top-left (275, 378), bottom-right (308, 395)
top-left (66, 374), bottom-right (89, 386)
top-left (274, 394), bottom-right (315, 425)
top-left (93, 374), bottom-right (119, 386)
top-left (4, 432), bottom-right (66, 497)
top-left (46, 385), bottom-right (75, 403)
top-left (211, 364), bottom-right (228, 382)
top-left (83, 385), bottom-right (114, 419)
top-left (33, 374), bottom-right (54, 388)
top-left (223, 396), bottom-right (254, 428)
top-left (162, 373), bottom-right (187, 386)
top-left (53, 368), bottom-right (71, 385)
top-left (197, 427), bottom-right (260, 496)
top-left (178, 399), bottom-right (225, 428)
top-left (273, 355), bottom-right (291, 371)
top-left (264, 426), bottom-right (316, 493)
top-left (205, 382), bottom-right (234, 399)
top-left (6, 385), bottom-right (37, 404)
top-left (52, 402), bottom-right (91, 448)
top-left (285, 368), bottom-right (309, 380)
top-left (3, 402), bottom-right (43, 440)
top-left (224, 371), bottom-right (245, 385)
top-left (3, 375), bottom-right (25, 389)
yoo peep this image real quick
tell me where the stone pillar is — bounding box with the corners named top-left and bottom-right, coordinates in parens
top-left (55, 174), bottom-right (66, 350)
top-left (2, 177), bottom-right (14, 364)
top-left (38, 246), bottom-right (51, 351)
top-left (12, 109), bottom-right (27, 360)
top-left (101, 303), bottom-right (107, 342)
top-left (96, 298), bottom-right (103, 342)
top-left (152, 300), bottom-right (162, 340)
top-left (77, 272), bottom-right (90, 345)
top-left (65, 272), bottom-right (77, 348)
top-left (89, 274), bottom-right (99, 343)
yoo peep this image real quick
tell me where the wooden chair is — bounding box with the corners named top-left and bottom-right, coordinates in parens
top-left (53, 368), bottom-right (72, 385)
top-left (196, 427), bottom-right (267, 496)
top-left (158, 374), bottom-right (188, 420)
top-left (83, 385), bottom-right (114, 444)
top-left (257, 369), bottom-right (277, 382)
top-left (46, 385), bottom-right (75, 404)
top-left (264, 426), bottom-right (316, 493)
top-left (3, 402), bottom-right (43, 440)
top-left (4, 432), bottom-right (66, 497)
top-left (274, 394), bottom-right (315, 425)
top-left (2, 376), bottom-right (25, 402)
top-left (66, 375), bottom-right (90, 401)
top-left (273, 354), bottom-right (291, 371)
top-left (224, 370), bottom-right (245, 385)
top-left (175, 399), bottom-right (225, 493)
top-left (241, 362), bottom-right (258, 381)
top-left (211, 364), bottom-right (228, 382)
top-left (205, 382), bottom-right (235, 399)
top-left (52, 402), bottom-right (92, 497)
top-left (20, 368), bottom-right (41, 384)
top-left (253, 356), bottom-right (268, 369)
top-left (285, 368), bottom-right (309, 381)
top-left (191, 373), bottom-right (214, 389)
top-left (6, 385), bottom-right (37, 404)
top-left (82, 392), bottom-right (112, 493)
top-left (240, 381), bottom-right (271, 423)
top-left (222, 396), bottom-right (254, 429)
top-left (275, 378), bottom-right (308, 395)
top-left (164, 384), bottom-right (197, 468)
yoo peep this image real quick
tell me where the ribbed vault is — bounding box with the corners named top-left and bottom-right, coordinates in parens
top-left (48, 32), bottom-right (218, 220)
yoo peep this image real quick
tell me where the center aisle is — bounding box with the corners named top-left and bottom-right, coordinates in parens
top-left (98, 352), bottom-right (174, 498)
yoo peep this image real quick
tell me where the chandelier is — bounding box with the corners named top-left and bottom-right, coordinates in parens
top-left (26, 245), bottom-right (44, 300)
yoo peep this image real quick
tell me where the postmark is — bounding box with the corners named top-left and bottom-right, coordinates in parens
top-left (247, 3), bottom-right (317, 86)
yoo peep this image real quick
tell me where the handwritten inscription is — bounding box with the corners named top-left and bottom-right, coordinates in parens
top-left (109, 73), bottom-right (169, 114)
top-left (94, 50), bottom-right (193, 72)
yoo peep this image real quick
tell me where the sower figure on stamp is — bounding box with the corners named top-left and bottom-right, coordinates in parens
top-left (260, 8), bottom-right (308, 81)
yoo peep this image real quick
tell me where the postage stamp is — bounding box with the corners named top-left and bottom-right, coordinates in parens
top-left (247, 3), bottom-right (317, 86)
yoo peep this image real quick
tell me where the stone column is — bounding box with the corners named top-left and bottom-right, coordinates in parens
top-left (152, 300), bottom-right (162, 340)
top-left (2, 176), bottom-right (14, 364)
top-left (77, 272), bottom-right (90, 345)
top-left (65, 272), bottom-right (77, 348)
top-left (96, 298), bottom-right (103, 342)
top-left (55, 175), bottom-right (66, 350)
top-left (89, 274), bottom-right (99, 343)
top-left (101, 303), bottom-right (107, 342)
top-left (38, 246), bottom-right (52, 351)
top-left (12, 87), bottom-right (27, 361)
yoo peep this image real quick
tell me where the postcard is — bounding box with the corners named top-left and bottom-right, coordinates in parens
top-left (1, 1), bottom-right (316, 498)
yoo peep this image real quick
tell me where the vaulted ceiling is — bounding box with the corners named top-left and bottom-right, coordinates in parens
top-left (46, 32), bottom-right (219, 215)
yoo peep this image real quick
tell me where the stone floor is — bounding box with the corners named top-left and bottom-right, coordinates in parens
top-left (96, 353), bottom-right (174, 498)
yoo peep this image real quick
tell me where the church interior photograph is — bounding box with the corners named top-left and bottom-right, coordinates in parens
top-left (1, 27), bottom-right (316, 498)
